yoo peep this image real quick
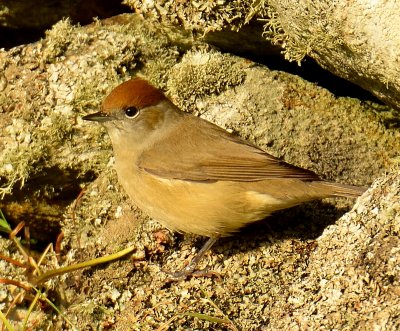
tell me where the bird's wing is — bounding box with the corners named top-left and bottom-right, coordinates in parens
top-left (138, 116), bottom-right (320, 182)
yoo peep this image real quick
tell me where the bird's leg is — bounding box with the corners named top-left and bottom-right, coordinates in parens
top-left (167, 236), bottom-right (219, 280)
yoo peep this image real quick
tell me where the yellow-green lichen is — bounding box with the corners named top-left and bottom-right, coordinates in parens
top-left (124, 0), bottom-right (261, 33)
top-left (167, 48), bottom-right (246, 110)
top-left (42, 18), bottom-right (77, 63)
top-left (0, 14), bottom-right (185, 199)
top-left (262, 2), bottom-right (344, 64)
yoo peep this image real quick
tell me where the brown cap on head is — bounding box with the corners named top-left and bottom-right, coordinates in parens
top-left (102, 78), bottom-right (167, 114)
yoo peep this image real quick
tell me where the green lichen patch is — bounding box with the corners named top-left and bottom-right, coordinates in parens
top-left (124, 0), bottom-right (260, 32)
top-left (167, 48), bottom-right (246, 110)
top-left (0, 15), bottom-right (184, 200)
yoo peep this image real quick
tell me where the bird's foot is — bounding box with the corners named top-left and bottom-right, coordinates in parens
top-left (163, 237), bottom-right (220, 281)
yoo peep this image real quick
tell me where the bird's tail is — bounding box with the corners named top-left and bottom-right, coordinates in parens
top-left (313, 181), bottom-right (367, 198)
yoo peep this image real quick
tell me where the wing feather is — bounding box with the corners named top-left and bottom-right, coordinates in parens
top-left (138, 116), bottom-right (320, 182)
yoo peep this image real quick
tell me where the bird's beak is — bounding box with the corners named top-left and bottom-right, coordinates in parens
top-left (82, 111), bottom-right (114, 122)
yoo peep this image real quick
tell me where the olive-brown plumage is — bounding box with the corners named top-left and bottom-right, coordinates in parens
top-left (83, 78), bottom-right (366, 277)
top-left (84, 78), bottom-right (365, 238)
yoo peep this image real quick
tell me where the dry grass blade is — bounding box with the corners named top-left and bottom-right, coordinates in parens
top-left (35, 245), bottom-right (136, 284)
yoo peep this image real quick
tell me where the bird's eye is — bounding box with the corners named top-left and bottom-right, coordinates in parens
top-left (125, 107), bottom-right (139, 118)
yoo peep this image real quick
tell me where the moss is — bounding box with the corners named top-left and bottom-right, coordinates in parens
top-left (124, 0), bottom-right (344, 65)
top-left (0, 14), bottom-right (186, 199)
top-left (42, 18), bottom-right (77, 63)
top-left (263, 2), bottom-right (344, 64)
top-left (124, 0), bottom-right (259, 32)
top-left (167, 48), bottom-right (246, 110)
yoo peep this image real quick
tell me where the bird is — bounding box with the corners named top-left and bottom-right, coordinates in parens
top-left (83, 78), bottom-right (366, 278)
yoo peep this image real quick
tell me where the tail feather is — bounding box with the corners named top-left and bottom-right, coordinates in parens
top-left (314, 181), bottom-right (367, 198)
